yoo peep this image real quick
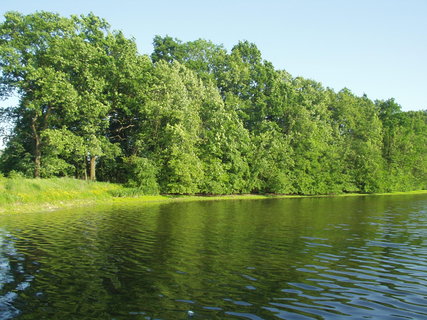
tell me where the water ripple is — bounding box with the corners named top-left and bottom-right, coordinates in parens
top-left (0, 195), bottom-right (426, 319)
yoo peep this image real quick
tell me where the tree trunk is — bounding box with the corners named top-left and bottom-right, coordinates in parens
top-left (31, 118), bottom-right (41, 178)
top-left (81, 156), bottom-right (88, 180)
top-left (90, 156), bottom-right (97, 181)
top-left (34, 144), bottom-right (41, 178)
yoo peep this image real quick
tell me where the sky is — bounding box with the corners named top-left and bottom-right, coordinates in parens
top-left (1, 0), bottom-right (426, 111)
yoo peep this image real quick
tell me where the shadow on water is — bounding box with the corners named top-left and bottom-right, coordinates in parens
top-left (0, 194), bottom-right (427, 319)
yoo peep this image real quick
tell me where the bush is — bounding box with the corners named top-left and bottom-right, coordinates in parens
top-left (122, 156), bottom-right (159, 195)
top-left (8, 170), bottom-right (25, 179)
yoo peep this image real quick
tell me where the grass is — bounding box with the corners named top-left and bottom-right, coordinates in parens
top-left (0, 177), bottom-right (121, 213)
top-left (0, 177), bottom-right (426, 214)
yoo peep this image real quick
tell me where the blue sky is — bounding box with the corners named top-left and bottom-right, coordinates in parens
top-left (1, 0), bottom-right (426, 111)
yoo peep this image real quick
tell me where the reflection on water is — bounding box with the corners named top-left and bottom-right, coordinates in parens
top-left (0, 194), bottom-right (426, 319)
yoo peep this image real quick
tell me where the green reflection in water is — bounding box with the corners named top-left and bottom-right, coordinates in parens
top-left (0, 194), bottom-right (426, 319)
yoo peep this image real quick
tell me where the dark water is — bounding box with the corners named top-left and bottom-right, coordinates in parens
top-left (1, 195), bottom-right (427, 319)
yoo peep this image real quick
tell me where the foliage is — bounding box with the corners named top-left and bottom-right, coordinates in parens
top-left (122, 156), bottom-right (159, 195)
top-left (0, 12), bottom-right (426, 195)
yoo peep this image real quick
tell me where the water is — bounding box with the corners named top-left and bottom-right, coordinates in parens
top-left (0, 194), bottom-right (426, 319)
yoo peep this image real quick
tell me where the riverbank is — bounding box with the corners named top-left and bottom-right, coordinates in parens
top-left (0, 178), bottom-right (119, 214)
top-left (1, 177), bottom-right (426, 214)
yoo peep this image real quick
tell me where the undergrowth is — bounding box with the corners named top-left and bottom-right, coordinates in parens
top-left (1, 177), bottom-right (426, 214)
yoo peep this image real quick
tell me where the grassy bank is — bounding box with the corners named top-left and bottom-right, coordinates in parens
top-left (1, 178), bottom-right (426, 214)
top-left (0, 178), bottom-right (122, 214)
top-left (0, 178), bottom-right (276, 214)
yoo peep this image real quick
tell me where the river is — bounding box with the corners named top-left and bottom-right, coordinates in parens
top-left (1, 194), bottom-right (426, 319)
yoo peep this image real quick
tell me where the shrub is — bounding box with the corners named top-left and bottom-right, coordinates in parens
top-left (122, 156), bottom-right (159, 195)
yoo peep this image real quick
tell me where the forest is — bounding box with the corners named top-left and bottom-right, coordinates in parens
top-left (0, 11), bottom-right (425, 195)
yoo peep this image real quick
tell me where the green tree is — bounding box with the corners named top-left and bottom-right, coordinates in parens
top-left (122, 155), bottom-right (159, 194)
top-left (218, 41), bottom-right (278, 131)
top-left (249, 122), bottom-right (294, 194)
top-left (0, 12), bottom-right (122, 179)
top-left (376, 99), bottom-right (427, 191)
top-left (1, 13), bottom-right (425, 194)
top-left (330, 89), bottom-right (385, 192)
top-left (151, 36), bottom-right (227, 83)
top-left (151, 35), bottom-right (186, 64)
top-left (134, 61), bottom-right (205, 193)
top-left (0, 11), bottom-right (77, 177)
top-left (198, 85), bottom-right (252, 194)
top-left (41, 128), bottom-right (84, 177)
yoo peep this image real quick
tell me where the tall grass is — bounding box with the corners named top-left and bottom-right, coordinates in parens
top-left (1, 177), bottom-right (426, 214)
top-left (0, 177), bottom-right (121, 206)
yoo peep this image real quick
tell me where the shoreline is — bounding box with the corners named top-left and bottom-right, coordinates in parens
top-left (1, 185), bottom-right (426, 215)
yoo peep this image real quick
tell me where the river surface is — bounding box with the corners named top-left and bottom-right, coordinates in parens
top-left (0, 194), bottom-right (426, 319)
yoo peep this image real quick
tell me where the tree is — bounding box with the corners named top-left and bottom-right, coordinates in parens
top-left (217, 41), bottom-right (278, 131)
top-left (151, 35), bottom-right (185, 64)
top-left (249, 122), bottom-right (294, 194)
top-left (0, 12), bottom-right (122, 179)
top-left (376, 99), bottom-right (427, 191)
top-left (1, 13), bottom-right (425, 194)
top-left (330, 89), bottom-right (385, 192)
top-left (0, 11), bottom-right (77, 177)
top-left (151, 36), bottom-right (227, 83)
top-left (132, 61), bottom-right (205, 193)
top-left (198, 85), bottom-right (252, 194)
top-left (41, 128), bottom-right (84, 177)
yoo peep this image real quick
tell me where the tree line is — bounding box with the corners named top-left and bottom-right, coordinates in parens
top-left (0, 12), bottom-right (425, 194)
